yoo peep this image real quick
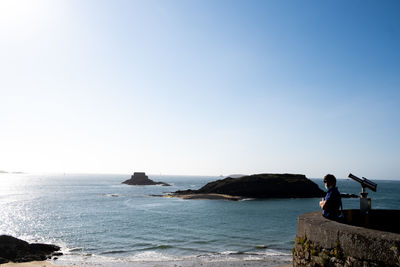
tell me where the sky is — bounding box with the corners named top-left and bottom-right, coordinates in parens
top-left (0, 0), bottom-right (399, 179)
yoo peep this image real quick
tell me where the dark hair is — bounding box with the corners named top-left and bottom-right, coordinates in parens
top-left (324, 174), bottom-right (336, 185)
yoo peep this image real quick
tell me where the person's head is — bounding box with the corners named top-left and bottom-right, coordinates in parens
top-left (323, 174), bottom-right (336, 188)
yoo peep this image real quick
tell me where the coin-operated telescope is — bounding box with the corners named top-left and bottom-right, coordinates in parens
top-left (348, 173), bottom-right (377, 214)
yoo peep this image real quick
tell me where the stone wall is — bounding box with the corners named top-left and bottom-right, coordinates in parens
top-left (293, 210), bottom-right (400, 267)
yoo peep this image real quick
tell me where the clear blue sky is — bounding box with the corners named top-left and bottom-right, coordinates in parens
top-left (1, 0), bottom-right (399, 179)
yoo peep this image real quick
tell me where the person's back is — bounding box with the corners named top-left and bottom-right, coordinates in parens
top-left (319, 174), bottom-right (342, 220)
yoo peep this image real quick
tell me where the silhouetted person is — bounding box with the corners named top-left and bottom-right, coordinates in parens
top-left (319, 174), bottom-right (342, 220)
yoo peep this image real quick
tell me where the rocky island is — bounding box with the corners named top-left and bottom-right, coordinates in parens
top-left (0, 235), bottom-right (62, 264)
top-left (168, 173), bottom-right (324, 200)
top-left (122, 172), bottom-right (171, 186)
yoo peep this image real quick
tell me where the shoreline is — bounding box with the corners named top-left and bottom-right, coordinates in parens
top-left (164, 193), bottom-right (244, 201)
top-left (1, 261), bottom-right (292, 267)
top-left (0, 262), bottom-right (80, 267)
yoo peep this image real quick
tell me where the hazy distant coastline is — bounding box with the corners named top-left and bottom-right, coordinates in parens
top-left (0, 170), bottom-right (25, 174)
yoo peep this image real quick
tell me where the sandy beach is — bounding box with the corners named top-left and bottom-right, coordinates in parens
top-left (165, 193), bottom-right (244, 200)
top-left (1, 261), bottom-right (292, 267)
top-left (0, 262), bottom-right (75, 267)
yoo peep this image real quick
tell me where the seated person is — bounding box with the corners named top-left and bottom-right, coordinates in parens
top-left (319, 174), bottom-right (342, 220)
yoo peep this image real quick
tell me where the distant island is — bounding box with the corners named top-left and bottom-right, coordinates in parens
top-left (167, 173), bottom-right (325, 200)
top-left (0, 170), bottom-right (7, 174)
top-left (122, 172), bottom-right (171, 186)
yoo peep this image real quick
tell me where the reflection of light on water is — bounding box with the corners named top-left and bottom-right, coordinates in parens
top-left (0, 199), bottom-right (38, 237)
top-left (0, 173), bottom-right (23, 189)
top-left (0, 174), bottom-right (45, 240)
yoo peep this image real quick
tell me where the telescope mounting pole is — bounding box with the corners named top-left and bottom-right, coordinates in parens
top-left (360, 186), bottom-right (368, 198)
top-left (360, 187), bottom-right (370, 215)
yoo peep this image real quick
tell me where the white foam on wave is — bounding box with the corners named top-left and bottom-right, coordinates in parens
top-left (53, 251), bottom-right (125, 267)
top-left (239, 198), bottom-right (255, 201)
top-left (263, 249), bottom-right (291, 256)
top-left (218, 250), bottom-right (239, 255)
top-left (191, 249), bottom-right (291, 263)
top-left (215, 249), bottom-right (290, 257)
top-left (65, 247), bottom-right (84, 253)
top-left (126, 251), bottom-right (179, 262)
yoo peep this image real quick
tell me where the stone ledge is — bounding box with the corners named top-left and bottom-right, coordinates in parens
top-left (294, 210), bottom-right (400, 266)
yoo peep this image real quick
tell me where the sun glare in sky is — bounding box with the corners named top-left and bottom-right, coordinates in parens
top-left (1, 1), bottom-right (399, 179)
top-left (0, 0), bottom-right (43, 25)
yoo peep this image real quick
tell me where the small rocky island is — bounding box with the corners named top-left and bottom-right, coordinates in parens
top-left (122, 172), bottom-right (171, 186)
top-left (0, 235), bottom-right (62, 263)
top-left (168, 173), bottom-right (324, 200)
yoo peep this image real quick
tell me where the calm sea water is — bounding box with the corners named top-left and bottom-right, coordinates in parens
top-left (0, 173), bottom-right (399, 266)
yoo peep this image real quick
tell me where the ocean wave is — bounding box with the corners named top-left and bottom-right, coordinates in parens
top-left (67, 247), bottom-right (84, 252)
top-left (239, 198), bottom-right (255, 201)
top-left (191, 240), bottom-right (213, 245)
top-left (100, 250), bottom-right (133, 255)
top-left (201, 249), bottom-right (291, 258)
top-left (136, 244), bottom-right (174, 251)
top-left (104, 193), bottom-right (121, 197)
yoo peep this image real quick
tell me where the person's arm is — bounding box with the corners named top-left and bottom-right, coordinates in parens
top-left (319, 198), bottom-right (326, 209)
top-left (320, 192), bottom-right (331, 210)
top-left (320, 199), bottom-right (329, 210)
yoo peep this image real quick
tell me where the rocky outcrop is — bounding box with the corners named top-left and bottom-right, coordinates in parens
top-left (0, 235), bottom-right (62, 263)
top-left (172, 173), bottom-right (324, 199)
top-left (122, 172), bottom-right (170, 186)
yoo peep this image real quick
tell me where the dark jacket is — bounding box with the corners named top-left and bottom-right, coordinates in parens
top-left (323, 186), bottom-right (342, 219)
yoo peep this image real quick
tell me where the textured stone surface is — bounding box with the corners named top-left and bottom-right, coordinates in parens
top-left (293, 210), bottom-right (400, 267)
top-left (0, 235), bottom-right (61, 263)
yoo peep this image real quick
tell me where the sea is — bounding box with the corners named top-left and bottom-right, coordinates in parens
top-left (0, 173), bottom-right (399, 266)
